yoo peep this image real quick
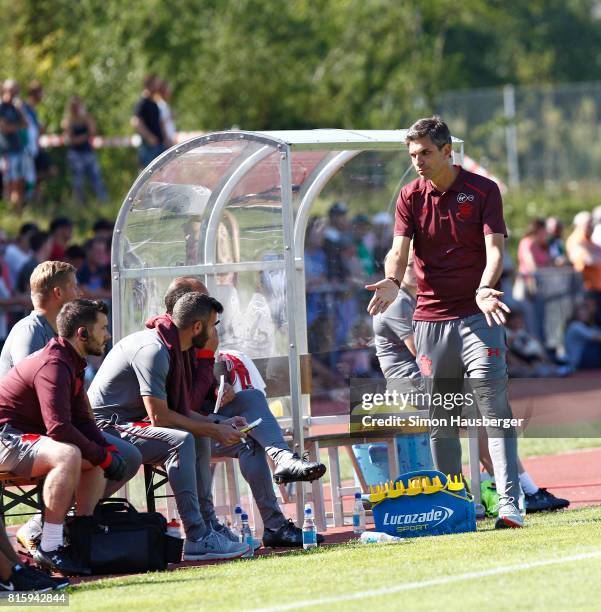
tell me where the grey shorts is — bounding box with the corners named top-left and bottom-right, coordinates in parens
top-left (0, 427), bottom-right (44, 477)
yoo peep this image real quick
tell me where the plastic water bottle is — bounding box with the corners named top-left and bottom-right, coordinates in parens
top-left (518, 485), bottom-right (526, 518)
top-left (166, 519), bottom-right (182, 538)
top-left (359, 531), bottom-right (406, 544)
top-left (302, 503), bottom-right (317, 550)
top-left (241, 513), bottom-right (254, 558)
top-left (352, 492), bottom-right (366, 534)
top-left (233, 505), bottom-right (243, 541)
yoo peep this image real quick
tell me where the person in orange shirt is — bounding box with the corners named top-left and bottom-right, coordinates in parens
top-left (566, 211), bottom-right (601, 289)
top-left (566, 211), bottom-right (601, 325)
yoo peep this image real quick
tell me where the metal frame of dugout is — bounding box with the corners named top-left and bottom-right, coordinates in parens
top-left (111, 129), bottom-right (472, 523)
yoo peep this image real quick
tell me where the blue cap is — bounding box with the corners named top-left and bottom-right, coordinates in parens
top-left (304, 506), bottom-right (312, 515)
top-left (355, 492), bottom-right (361, 499)
top-left (241, 513), bottom-right (249, 521)
top-left (234, 506), bottom-right (242, 513)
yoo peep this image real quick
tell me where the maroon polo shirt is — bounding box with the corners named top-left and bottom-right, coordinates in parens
top-left (394, 166), bottom-right (507, 321)
top-left (0, 337), bottom-right (108, 465)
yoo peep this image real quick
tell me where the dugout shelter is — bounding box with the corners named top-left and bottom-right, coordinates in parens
top-left (111, 130), bottom-right (465, 518)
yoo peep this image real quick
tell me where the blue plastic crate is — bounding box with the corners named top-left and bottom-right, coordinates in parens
top-left (370, 470), bottom-right (477, 538)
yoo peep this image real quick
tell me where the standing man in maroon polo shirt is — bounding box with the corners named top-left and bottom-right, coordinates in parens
top-left (0, 299), bottom-right (127, 575)
top-left (367, 116), bottom-right (523, 529)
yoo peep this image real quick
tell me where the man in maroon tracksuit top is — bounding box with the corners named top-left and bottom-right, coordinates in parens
top-left (367, 116), bottom-right (523, 529)
top-left (0, 299), bottom-right (127, 575)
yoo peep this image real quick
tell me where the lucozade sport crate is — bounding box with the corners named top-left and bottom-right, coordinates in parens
top-left (370, 469), bottom-right (476, 538)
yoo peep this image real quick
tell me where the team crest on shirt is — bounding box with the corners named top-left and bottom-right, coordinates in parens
top-left (419, 355), bottom-right (433, 376)
top-left (457, 201), bottom-right (474, 220)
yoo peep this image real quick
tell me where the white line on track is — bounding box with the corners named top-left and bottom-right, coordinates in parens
top-left (250, 550), bottom-right (601, 612)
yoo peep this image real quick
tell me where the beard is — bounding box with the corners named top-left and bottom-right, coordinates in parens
top-left (86, 340), bottom-right (106, 357)
top-left (191, 326), bottom-right (209, 349)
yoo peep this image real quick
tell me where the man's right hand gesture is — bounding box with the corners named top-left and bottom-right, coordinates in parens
top-left (365, 278), bottom-right (399, 315)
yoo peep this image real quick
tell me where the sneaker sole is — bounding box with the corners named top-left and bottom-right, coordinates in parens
top-left (183, 548), bottom-right (248, 561)
top-left (51, 580), bottom-right (70, 590)
top-left (495, 516), bottom-right (524, 529)
top-left (33, 559), bottom-right (90, 577)
top-left (8, 585), bottom-right (54, 594)
top-left (273, 464), bottom-right (327, 485)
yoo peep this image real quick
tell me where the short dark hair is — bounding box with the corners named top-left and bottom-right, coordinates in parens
top-left (30, 231), bottom-right (50, 253)
top-left (93, 218), bottom-right (114, 233)
top-left (164, 276), bottom-right (209, 314)
top-left (19, 222), bottom-right (38, 238)
top-left (405, 116), bottom-right (452, 150)
top-left (143, 74), bottom-right (158, 89)
top-left (27, 80), bottom-right (43, 96)
top-left (57, 299), bottom-right (108, 338)
top-left (65, 244), bottom-right (86, 262)
top-left (172, 292), bottom-right (222, 329)
top-left (49, 217), bottom-right (73, 233)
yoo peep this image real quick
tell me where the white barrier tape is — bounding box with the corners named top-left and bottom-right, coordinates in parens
top-left (38, 131), bottom-right (206, 149)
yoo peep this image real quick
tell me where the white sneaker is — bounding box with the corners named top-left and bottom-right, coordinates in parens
top-left (495, 501), bottom-right (524, 529)
top-left (183, 530), bottom-right (249, 561)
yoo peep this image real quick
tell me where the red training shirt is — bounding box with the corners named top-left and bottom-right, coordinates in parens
top-left (0, 337), bottom-right (108, 465)
top-left (394, 166), bottom-right (507, 321)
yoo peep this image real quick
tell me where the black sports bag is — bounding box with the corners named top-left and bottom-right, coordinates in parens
top-left (66, 498), bottom-right (182, 574)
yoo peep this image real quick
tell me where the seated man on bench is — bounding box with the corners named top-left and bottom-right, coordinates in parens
top-left (0, 299), bottom-right (128, 576)
top-left (0, 261), bottom-right (142, 554)
top-left (164, 277), bottom-right (327, 547)
top-left (89, 292), bottom-right (250, 561)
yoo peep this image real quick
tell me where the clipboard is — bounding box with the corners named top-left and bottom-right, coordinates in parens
top-left (213, 374), bottom-right (225, 413)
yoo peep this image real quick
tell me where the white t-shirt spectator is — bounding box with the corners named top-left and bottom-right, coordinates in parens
top-left (4, 243), bottom-right (30, 289)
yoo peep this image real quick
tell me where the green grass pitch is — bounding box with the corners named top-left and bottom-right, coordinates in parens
top-left (67, 505), bottom-right (601, 611)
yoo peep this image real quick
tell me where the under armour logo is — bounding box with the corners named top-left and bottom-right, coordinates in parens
top-left (457, 193), bottom-right (474, 203)
top-left (487, 348), bottom-right (501, 357)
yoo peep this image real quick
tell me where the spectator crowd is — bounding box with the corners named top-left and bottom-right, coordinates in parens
top-left (0, 216), bottom-right (113, 351)
top-left (0, 75), bottom-right (176, 208)
top-left (0, 202), bottom-right (599, 385)
top-left (304, 204), bottom-right (601, 388)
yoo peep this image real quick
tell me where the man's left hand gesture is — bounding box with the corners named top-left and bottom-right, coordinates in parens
top-left (476, 288), bottom-right (511, 326)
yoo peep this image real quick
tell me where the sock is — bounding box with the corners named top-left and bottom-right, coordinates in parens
top-left (519, 471), bottom-right (539, 495)
top-left (40, 522), bottom-right (64, 552)
top-left (266, 448), bottom-right (295, 465)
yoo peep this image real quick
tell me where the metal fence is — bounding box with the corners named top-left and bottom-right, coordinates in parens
top-left (436, 81), bottom-right (601, 187)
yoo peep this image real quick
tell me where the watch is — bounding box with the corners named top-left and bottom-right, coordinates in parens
top-left (386, 276), bottom-right (401, 289)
